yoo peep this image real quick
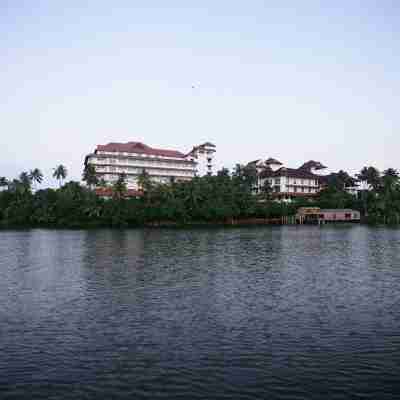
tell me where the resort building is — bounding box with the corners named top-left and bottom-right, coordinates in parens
top-left (84, 141), bottom-right (216, 190)
top-left (186, 142), bottom-right (216, 176)
top-left (249, 158), bottom-right (327, 201)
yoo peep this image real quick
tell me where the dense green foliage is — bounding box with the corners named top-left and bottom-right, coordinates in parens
top-left (0, 165), bottom-right (399, 228)
top-left (316, 166), bottom-right (400, 224)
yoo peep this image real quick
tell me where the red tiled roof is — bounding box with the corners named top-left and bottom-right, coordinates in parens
top-left (265, 158), bottom-right (282, 165)
top-left (246, 160), bottom-right (261, 168)
top-left (96, 142), bottom-right (186, 158)
top-left (186, 142), bottom-right (216, 157)
top-left (95, 187), bottom-right (143, 198)
top-left (259, 167), bottom-right (320, 180)
top-left (299, 160), bottom-right (327, 171)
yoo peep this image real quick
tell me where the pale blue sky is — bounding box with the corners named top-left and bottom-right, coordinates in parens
top-left (1, 0), bottom-right (399, 186)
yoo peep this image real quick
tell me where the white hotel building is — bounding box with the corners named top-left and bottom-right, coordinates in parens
top-left (84, 141), bottom-right (216, 190)
top-left (250, 158), bottom-right (327, 201)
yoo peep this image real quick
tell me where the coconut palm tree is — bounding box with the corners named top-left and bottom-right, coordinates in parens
top-left (137, 169), bottom-right (152, 192)
top-left (261, 179), bottom-right (273, 200)
top-left (53, 165), bottom-right (67, 188)
top-left (357, 167), bottom-right (370, 216)
top-left (357, 167), bottom-right (369, 191)
top-left (0, 176), bottom-right (8, 191)
top-left (82, 163), bottom-right (99, 189)
top-left (382, 168), bottom-right (399, 186)
top-left (365, 166), bottom-right (380, 191)
top-left (113, 173), bottom-right (127, 199)
top-left (19, 171), bottom-right (32, 191)
top-left (380, 169), bottom-right (400, 223)
top-left (357, 166), bottom-right (381, 217)
top-left (29, 168), bottom-right (43, 191)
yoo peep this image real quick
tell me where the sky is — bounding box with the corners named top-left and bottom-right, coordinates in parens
top-left (1, 0), bottom-right (399, 187)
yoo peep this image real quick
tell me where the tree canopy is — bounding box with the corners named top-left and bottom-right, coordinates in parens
top-left (1, 164), bottom-right (399, 227)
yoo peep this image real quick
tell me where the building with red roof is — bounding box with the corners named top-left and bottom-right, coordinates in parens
top-left (248, 157), bottom-right (327, 201)
top-left (85, 141), bottom-right (216, 190)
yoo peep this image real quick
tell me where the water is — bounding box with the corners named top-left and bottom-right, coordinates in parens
top-left (1, 226), bottom-right (400, 399)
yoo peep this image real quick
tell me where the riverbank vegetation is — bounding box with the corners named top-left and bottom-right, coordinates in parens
top-left (0, 165), bottom-right (399, 227)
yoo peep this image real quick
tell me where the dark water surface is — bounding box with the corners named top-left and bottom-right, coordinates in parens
top-left (1, 226), bottom-right (400, 399)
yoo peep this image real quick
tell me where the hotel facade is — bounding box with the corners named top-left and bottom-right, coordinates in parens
top-left (249, 158), bottom-right (327, 201)
top-left (84, 141), bottom-right (216, 190)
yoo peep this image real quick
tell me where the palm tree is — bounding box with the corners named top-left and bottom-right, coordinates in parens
top-left (29, 168), bottom-right (43, 191)
top-left (261, 180), bottom-right (273, 200)
top-left (137, 169), bottom-right (152, 192)
top-left (53, 165), bottom-right (67, 188)
top-left (0, 177), bottom-right (8, 191)
top-left (357, 167), bottom-right (370, 191)
top-left (381, 169), bottom-right (400, 224)
top-left (365, 166), bottom-right (381, 191)
top-left (382, 168), bottom-right (399, 185)
top-left (357, 166), bottom-right (381, 217)
top-left (113, 173), bottom-right (127, 199)
top-left (82, 163), bottom-right (99, 189)
top-left (19, 171), bottom-right (32, 191)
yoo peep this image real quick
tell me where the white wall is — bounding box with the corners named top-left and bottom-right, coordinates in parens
top-left (87, 153), bottom-right (196, 189)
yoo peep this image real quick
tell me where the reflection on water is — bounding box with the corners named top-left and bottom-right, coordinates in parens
top-left (1, 226), bottom-right (400, 399)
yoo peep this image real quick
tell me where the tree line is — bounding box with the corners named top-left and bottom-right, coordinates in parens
top-left (0, 164), bottom-right (399, 227)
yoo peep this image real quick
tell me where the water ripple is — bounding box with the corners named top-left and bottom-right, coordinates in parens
top-left (1, 227), bottom-right (400, 399)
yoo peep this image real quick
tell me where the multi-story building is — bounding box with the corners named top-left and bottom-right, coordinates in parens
top-left (186, 142), bottom-right (216, 176)
top-left (250, 158), bottom-right (327, 201)
top-left (84, 141), bottom-right (215, 190)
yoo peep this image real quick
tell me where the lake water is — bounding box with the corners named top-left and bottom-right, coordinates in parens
top-left (1, 226), bottom-right (400, 399)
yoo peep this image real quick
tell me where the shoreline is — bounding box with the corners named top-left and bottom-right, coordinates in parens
top-left (0, 220), bottom-right (388, 231)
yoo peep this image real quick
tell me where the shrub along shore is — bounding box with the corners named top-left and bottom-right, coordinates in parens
top-left (1, 165), bottom-right (399, 228)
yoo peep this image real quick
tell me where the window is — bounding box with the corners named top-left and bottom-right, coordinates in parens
top-left (275, 178), bottom-right (280, 185)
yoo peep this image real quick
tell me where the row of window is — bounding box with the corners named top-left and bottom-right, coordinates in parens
top-left (292, 187), bottom-right (315, 193)
top-left (321, 213), bottom-right (357, 219)
top-left (97, 166), bottom-right (194, 176)
top-left (103, 173), bottom-right (189, 181)
top-left (266, 178), bottom-right (318, 185)
top-left (275, 187), bottom-right (315, 193)
top-left (92, 159), bottom-right (195, 170)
